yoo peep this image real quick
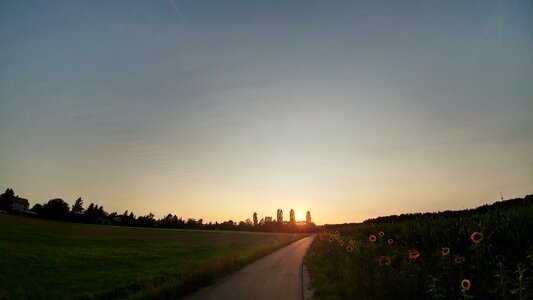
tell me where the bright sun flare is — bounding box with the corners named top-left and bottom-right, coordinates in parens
top-left (296, 211), bottom-right (304, 221)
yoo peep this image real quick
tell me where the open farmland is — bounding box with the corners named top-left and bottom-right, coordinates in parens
top-left (0, 215), bottom-right (306, 299)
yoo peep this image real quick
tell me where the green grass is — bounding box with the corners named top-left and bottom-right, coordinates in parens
top-left (0, 215), bottom-right (306, 299)
top-left (305, 202), bottom-right (533, 299)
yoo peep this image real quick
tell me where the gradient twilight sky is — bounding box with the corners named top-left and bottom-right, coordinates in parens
top-left (1, 1), bottom-right (532, 225)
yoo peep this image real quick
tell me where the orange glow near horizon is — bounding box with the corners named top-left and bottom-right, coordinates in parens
top-left (296, 211), bottom-right (305, 221)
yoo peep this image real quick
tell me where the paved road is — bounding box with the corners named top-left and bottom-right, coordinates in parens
top-left (193, 234), bottom-right (316, 300)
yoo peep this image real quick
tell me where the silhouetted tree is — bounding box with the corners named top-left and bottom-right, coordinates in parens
top-left (117, 210), bottom-right (135, 226)
top-left (174, 215), bottom-right (185, 228)
top-left (220, 220), bottom-right (235, 230)
top-left (184, 218), bottom-right (206, 229)
top-left (0, 188), bottom-right (15, 211)
top-left (238, 220), bottom-right (246, 227)
top-left (160, 213), bottom-right (174, 227)
top-left (306, 211), bottom-right (311, 224)
top-left (136, 212), bottom-right (156, 227)
top-left (97, 205), bottom-right (105, 216)
top-left (253, 212), bottom-right (258, 226)
top-left (95, 205), bottom-right (109, 224)
top-left (290, 209), bottom-right (295, 223)
top-left (30, 203), bottom-right (43, 214)
top-left (72, 197), bottom-right (84, 214)
top-left (42, 198), bottom-right (70, 220)
top-left (80, 203), bottom-right (108, 223)
top-left (159, 213), bottom-right (183, 228)
top-left (83, 203), bottom-right (96, 223)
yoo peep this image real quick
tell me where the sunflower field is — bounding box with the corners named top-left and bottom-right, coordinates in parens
top-left (305, 197), bottom-right (533, 299)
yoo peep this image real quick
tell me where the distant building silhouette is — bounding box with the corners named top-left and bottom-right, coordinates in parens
top-left (277, 209), bottom-right (283, 223)
top-left (13, 196), bottom-right (29, 212)
top-left (290, 209), bottom-right (295, 223)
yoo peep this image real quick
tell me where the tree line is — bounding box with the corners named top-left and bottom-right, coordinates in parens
top-left (361, 195), bottom-right (533, 224)
top-left (323, 194), bottom-right (533, 228)
top-left (0, 188), bottom-right (317, 233)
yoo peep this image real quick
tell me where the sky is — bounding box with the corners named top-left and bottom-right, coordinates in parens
top-left (1, 0), bottom-right (532, 225)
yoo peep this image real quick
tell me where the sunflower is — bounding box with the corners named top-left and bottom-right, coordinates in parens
top-left (346, 246), bottom-right (353, 253)
top-left (379, 256), bottom-right (391, 266)
top-left (454, 256), bottom-right (465, 264)
top-left (328, 237), bottom-right (334, 243)
top-left (409, 250), bottom-right (420, 260)
top-left (378, 231), bottom-right (385, 237)
top-left (334, 230), bottom-right (340, 236)
top-left (387, 239), bottom-right (394, 245)
top-left (461, 279), bottom-right (471, 291)
top-left (441, 247), bottom-right (450, 256)
top-left (470, 232), bottom-right (484, 244)
top-left (339, 240), bottom-right (345, 247)
top-left (369, 235), bottom-right (377, 243)
top-left (349, 239), bottom-right (355, 245)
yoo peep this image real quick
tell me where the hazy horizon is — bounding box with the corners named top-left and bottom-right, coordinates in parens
top-left (1, 0), bottom-right (532, 225)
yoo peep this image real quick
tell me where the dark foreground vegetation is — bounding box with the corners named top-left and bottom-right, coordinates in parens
top-left (0, 188), bottom-right (317, 233)
top-left (0, 214), bottom-right (306, 299)
top-left (306, 195), bottom-right (533, 299)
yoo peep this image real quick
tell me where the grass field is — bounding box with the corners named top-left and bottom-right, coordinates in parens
top-left (0, 214), bottom-right (306, 299)
top-left (305, 199), bottom-right (533, 299)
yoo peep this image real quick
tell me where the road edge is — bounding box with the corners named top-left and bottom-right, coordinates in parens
top-left (302, 234), bottom-right (316, 300)
top-left (186, 234), bottom-right (312, 300)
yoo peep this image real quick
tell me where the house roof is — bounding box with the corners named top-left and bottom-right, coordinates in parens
top-left (13, 196), bottom-right (29, 207)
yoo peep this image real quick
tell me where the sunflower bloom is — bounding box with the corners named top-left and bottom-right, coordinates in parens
top-left (461, 279), bottom-right (471, 291)
top-left (328, 237), bottom-right (334, 243)
top-left (441, 247), bottom-right (450, 256)
top-left (379, 256), bottom-right (391, 266)
top-left (378, 231), bottom-right (385, 237)
top-left (387, 239), bottom-right (394, 245)
top-left (346, 246), bottom-right (353, 253)
top-left (454, 256), bottom-right (465, 264)
top-left (369, 235), bottom-right (377, 243)
top-left (349, 239), bottom-right (355, 245)
top-left (409, 250), bottom-right (420, 260)
top-left (334, 230), bottom-right (340, 236)
top-left (470, 232), bottom-right (484, 244)
top-left (339, 240), bottom-right (344, 247)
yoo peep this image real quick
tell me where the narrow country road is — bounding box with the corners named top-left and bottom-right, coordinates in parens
top-left (193, 234), bottom-right (316, 300)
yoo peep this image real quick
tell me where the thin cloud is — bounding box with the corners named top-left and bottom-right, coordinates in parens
top-left (168, 0), bottom-right (186, 24)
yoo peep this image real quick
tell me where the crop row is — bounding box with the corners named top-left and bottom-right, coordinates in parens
top-left (306, 204), bottom-right (533, 299)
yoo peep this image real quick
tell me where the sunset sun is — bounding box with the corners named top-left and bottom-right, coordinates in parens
top-left (296, 211), bottom-right (304, 221)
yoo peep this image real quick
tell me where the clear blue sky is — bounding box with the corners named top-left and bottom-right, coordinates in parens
top-left (1, 0), bottom-right (532, 224)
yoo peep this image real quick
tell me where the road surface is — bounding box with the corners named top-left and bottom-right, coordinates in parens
top-left (193, 234), bottom-right (316, 300)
